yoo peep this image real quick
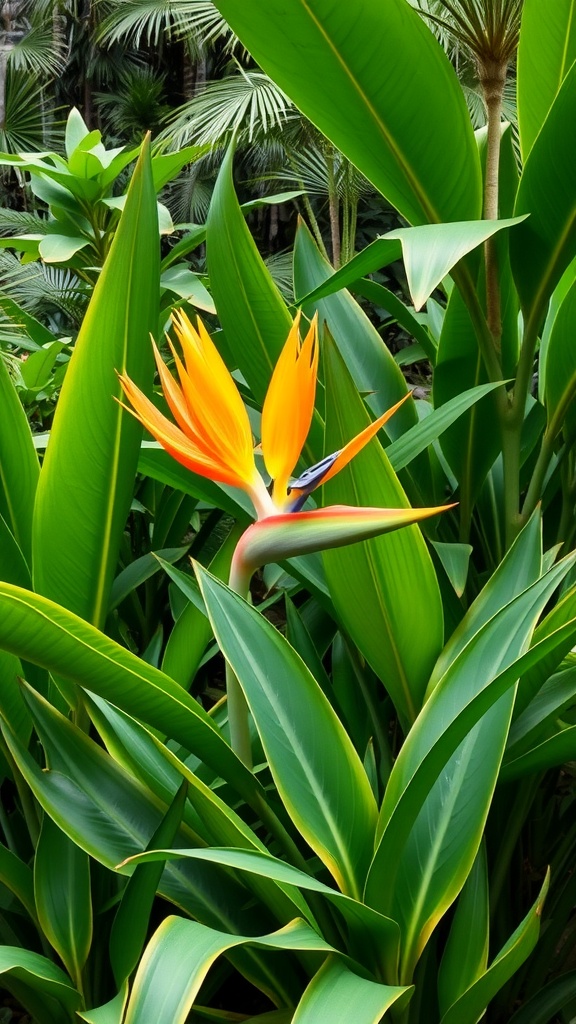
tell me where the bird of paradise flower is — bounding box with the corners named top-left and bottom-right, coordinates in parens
top-left (119, 309), bottom-right (450, 764)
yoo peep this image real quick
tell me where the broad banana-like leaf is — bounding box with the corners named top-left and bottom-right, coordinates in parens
top-left (518, 0), bottom-right (576, 159)
top-left (292, 956), bottom-right (411, 1023)
top-left (0, 948), bottom-right (81, 1024)
top-left (123, 916), bottom-right (408, 1024)
top-left (293, 220), bottom-right (415, 436)
top-left (322, 339), bottom-right (444, 731)
top-left (298, 218), bottom-right (524, 312)
top-left (0, 582), bottom-right (272, 816)
top-left (206, 144), bottom-right (292, 403)
top-left (0, 354), bottom-right (39, 564)
top-left (365, 550), bottom-right (574, 980)
top-left (211, 0), bottom-right (482, 225)
top-left (32, 137), bottom-right (159, 627)
top-left (511, 63), bottom-right (576, 332)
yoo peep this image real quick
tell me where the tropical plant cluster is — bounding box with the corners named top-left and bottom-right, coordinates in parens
top-left (0, 1), bottom-right (576, 1023)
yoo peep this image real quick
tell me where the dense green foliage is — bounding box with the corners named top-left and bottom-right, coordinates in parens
top-left (0, 2), bottom-right (576, 1023)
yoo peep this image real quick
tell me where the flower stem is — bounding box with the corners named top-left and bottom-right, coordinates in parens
top-left (226, 551), bottom-right (255, 769)
top-left (225, 662), bottom-right (253, 770)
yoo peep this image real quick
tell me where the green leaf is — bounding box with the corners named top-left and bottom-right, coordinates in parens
top-left (515, 582), bottom-right (576, 716)
top-left (439, 872), bottom-right (550, 1024)
top-left (364, 552), bottom-right (573, 979)
top-left (0, 513), bottom-right (31, 589)
top-left (138, 445), bottom-right (253, 520)
top-left (195, 564), bottom-right (378, 900)
top-left (206, 141), bottom-right (292, 408)
top-left (508, 664), bottom-right (576, 757)
top-left (121, 845), bottom-right (400, 970)
top-left (298, 219), bottom-right (524, 312)
top-left (160, 266), bottom-right (215, 312)
top-left (322, 338), bottom-right (444, 730)
top-left (32, 136), bottom-right (159, 627)
top-left (351, 278), bottom-right (436, 362)
top-left (517, 0), bottom-right (576, 159)
top-left (161, 525), bottom-right (242, 689)
top-left (0, 352), bottom-right (39, 562)
top-left (34, 814), bottom-right (92, 984)
top-left (19, 341), bottom-right (68, 392)
top-left (77, 984), bottom-right (128, 1024)
top-left (427, 510), bottom-right (543, 695)
top-left (0, 947), bottom-right (81, 1015)
top-left (511, 62), bottom-right (576, 329)
top-left (292, 957), bottom-right (411, 1024)
top-left (386, 382), bottom-right (504, 473)
top-left (38, 233), bottom-right (90, 262)
top-left (0, 296), bottom-right (56, 347)
top-left (123, 917), bottom-right (343, 1024)
top-left (109, 546), bottom-right (189, 612)
top-left (151, 145), bottom-right (210, 191)
top-left (294, 220), bottom-right (415, 436)
top-left (65, 107), bottom-right (91, 158)
top-left (507, 970), bottom-right (576, 1024)
top-left (0, 842), bottom-right (37, 923)
top-left (0, 582), bottom-right (269, 813)
top-left (430, 541), bottom-right (472, 598)
top-left (438, 845), bottom-right (489, 1016)
top-left (6, 686), bottom-right (285, 971)
top-left (0, 649), bottom-right (32, 742)
top-left (109, 782), bottom-right (188, 985)
top-left (543, 276), bottom-right (576, 437)
top-left (433, 287), bottom-right (500, 516)
top-left (212, 0), bottom-right (481, 225)
top-left (501, 724), bottom-right (576, 780)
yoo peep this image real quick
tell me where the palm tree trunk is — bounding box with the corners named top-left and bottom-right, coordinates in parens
top-left (479, 58), bottom-right (507, 347)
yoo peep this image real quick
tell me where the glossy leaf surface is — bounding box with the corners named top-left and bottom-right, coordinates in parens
top-left (511, 63), bottom-right (576, 329)
top-left (0, 354), bottom-right (39, 563)
top-left (439, 873), bottom-right (550, 1024)
top-left (518, 0), bottom-right (576, 158)
top-left (0, 583), bottom-right (264, 809)
top-left (196, 564), bottom-right (378, 899)
top-left (212, 0), bottom-right (482, 225)
top-left (32, 138), bottom-right (159, 626)
top-left (322, 340), bottom-right (443, 730)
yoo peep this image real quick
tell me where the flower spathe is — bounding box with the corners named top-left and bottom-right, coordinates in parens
top-left (119, 308), bottom-right (434, 526)
top-left (119, 308), bottom-right (453, 593)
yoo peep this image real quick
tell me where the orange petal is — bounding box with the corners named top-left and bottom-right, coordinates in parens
top-left (321, 393), bottom-right (411, 486)
top-left (118, 371), bottom-right (254, 491)
top-left (171, 310), bottom-right (256, 483)
top-left (261, 312), bottom-right (318, 497)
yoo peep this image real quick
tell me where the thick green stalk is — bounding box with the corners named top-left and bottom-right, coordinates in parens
top-left (226, 557), bottom-right (254, 770)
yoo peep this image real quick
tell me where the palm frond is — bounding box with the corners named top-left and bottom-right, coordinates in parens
top-left (411, 0), bottom-right (523, 65)
top-left (0, 252), bottom-right (88, 330)
top-left (0, 210), bottom-right (47, 236)
top-left (163, 163), bottom-right (216, 224)
top-left (264, 250), bottom-right (293, 302)
top-left (8, 23), bottom-right (68, 79)
top-left (158, 69), bottom-right (296, 150)
top-left (98, 0), bottom-right (237, 52)
top-left (94, 64), bottom-right (171, 141)
top-left (0, 69), bottom-right (62, 153)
